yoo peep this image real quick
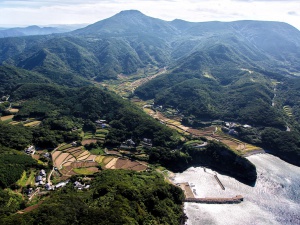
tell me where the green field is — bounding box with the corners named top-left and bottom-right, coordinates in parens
top-left (16, 170), bottom-right (36, 187)
top-left (89, 148), bottom-right (105, 155)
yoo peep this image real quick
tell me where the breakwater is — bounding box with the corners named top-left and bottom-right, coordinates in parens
top-left (214, 175), bottom-right (225, 190)
top-left (184, 195), bottom-right (243, 204)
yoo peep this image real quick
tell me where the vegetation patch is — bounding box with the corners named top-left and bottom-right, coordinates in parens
top-left (73, 167), bottom-right (99, 175)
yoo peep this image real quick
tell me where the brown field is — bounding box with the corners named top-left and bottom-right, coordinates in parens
top-left (77, 152), bottom-right (90, 160)
top-left (52, 151), bottom-right (62, 161)
top-left (0, 115), bottom-right (14, 121)
top-left (131, 164), bottom-right (147, 171)
top-left (65, 147), bottom-right (82, 154)
top-left (105, 158), bottom-right (148, 171)
top-left (54, 153), bottom-right (70, 167)
top-left (72, 150), bottom-right (85, 158)
top-left (85, 167), bottom-right (99, 173)
top-left (9, 121), bottom-right (20, 125)
top-left (122, 161), bottom-right (140, 169)
top-left (115, 158), bottom-right (128, 168)
top-left (105, 157), bottom-right (118, 169)
top-left (9, 108), bottom-right (19, 113)
top-left (86, 155), bottom-right (96, 161)
top-left (71, 161), bottom-right (98, 168)
top-left (82, 139), bottom-right (98, 145)
top-left (187, 127), bottom-right (215, 137)
top-left (103, 156), bottom-right (114, 165)
top-left (24, 121), bottom-right (41, 127)
top-left (64, 154), bottom-right (75, 162)
top-left (62, 161), bottom-right (72, 167)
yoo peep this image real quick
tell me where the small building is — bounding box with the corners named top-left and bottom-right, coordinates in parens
top-left (74, 181), bottom-right (85, 190)
top-left (142, 138), bottom-right (152, 147)
top-left (120, 139), bottom-right (136, 150)
top-left (45, 183), bottom-right (53, 191)
top-left (43, 152), bottom-right (50, 158)
top-left (35, 175), bottom-right (43, 183)
top-left (71, 141), bottom-right (77, 147)
top-left (95, 119), bottom-right (106, 125)
top-left (55, 180), bottom-right (69, 189)
top-left (25, 145), bottom-right (35, 155)
top-left (40, 169), bottom-right (46, 177)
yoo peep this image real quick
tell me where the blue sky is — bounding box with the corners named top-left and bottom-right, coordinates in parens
top-left (0, 0), bottom-right (299, 30)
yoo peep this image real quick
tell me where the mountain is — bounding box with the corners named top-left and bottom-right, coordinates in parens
top-left (72, 10), bottom-right (178, 38)
top-left (0, 25), bottom-right (70, 38)
top-left (0, 10), bottom-right (299, 82)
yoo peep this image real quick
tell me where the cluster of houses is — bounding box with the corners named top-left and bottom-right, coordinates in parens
top-left (119, 138), bottom-right (153, 150)
top-left (44, 180), bottom-right (70, 191)
top-left (120, 139), bottom-right (136, 150)
top-left (95, 119), bottom-right (110, 128)
top-left (44, 180), bottom-right (90, 191)
top-left (35, 169), bottom-right (47, 186)
top-left (74, 181), bottom-right (90, 190)
top-left (222, 122), bottom-right (252, 136)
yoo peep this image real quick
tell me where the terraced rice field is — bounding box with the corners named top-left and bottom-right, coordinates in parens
top-left (9, 121), bottom-right (20, 125)
top-left (0, 115), bottom-right (14, 121)
top-left (54, 153), bottom-right (72, 168)
top-left (9, 108), bottom-right (19, 113)
top-left (283, 105), bottom-right (293, 117)
top-left (52, 145), bottom-right (97, 174)
top-left (73, 167), bottom-right (99, 175)
top-left (103, 157), bottom-right (147, 171)
top-left (82, 139), bottom-right (98, 145)
top-left (24, 121), bottom-right (41, 127)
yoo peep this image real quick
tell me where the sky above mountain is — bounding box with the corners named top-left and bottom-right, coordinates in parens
top-left (0, 0), bottom-right (299, 30)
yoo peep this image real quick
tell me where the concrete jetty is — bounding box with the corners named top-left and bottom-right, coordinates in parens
top-left (177, 182), bottom-right (243, 204)
top-left (214, 175), bottom-right (225, 190)
top-left (184, 195), bottom-right (243, 204)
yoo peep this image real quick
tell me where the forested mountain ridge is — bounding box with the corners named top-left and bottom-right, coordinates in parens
top-left (0, 10), bottom-right (300, 81)
top-left (0, 25), bottom-right (70, 38)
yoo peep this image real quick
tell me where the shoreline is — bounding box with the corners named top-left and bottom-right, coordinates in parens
top-left (242, 149), bottom-right (266, 157)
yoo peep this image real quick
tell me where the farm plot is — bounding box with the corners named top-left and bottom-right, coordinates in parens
top-left (24, 121), bottom-right (41, 127)
top-left (54, 153), bottom-right (73, 168)
top-left (104, 157), bottom-right (147, 171)
top-left (73, 167), bottom-right (99, 175)
top-left (82, 139), bottom-right (98, 145)
top-left (77, 151), bottom-right (91, 160)
top-left (8, 108), bottom-right (19, 113)
top-left (0, 115), bottom-right (14, 121)
top-left (71, 161), bottom-right (99, 168)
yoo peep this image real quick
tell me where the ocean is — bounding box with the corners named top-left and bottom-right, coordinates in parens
top-left (173, 154), bottom-right (300, 225)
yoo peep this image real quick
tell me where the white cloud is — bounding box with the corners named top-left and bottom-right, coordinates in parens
top-left (0, 0), bottom-right (299, 30)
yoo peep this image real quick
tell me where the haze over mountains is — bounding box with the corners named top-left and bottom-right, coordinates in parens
top-left (0, 24), bottom-right (88, 38)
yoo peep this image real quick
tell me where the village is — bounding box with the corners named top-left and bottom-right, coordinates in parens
top-left (19, 117), bottom-right (151, 203)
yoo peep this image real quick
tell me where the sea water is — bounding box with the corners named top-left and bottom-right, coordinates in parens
top-left (173, 154), bottom-right (300, 225)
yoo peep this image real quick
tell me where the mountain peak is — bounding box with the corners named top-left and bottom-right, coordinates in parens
top-left (72, 10), bottom-right (178, 37)
top-left (117, 10), bottom-right (144, 15)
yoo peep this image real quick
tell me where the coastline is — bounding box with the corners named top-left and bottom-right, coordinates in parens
top-left (242, 149), bottom-right (266, 157)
